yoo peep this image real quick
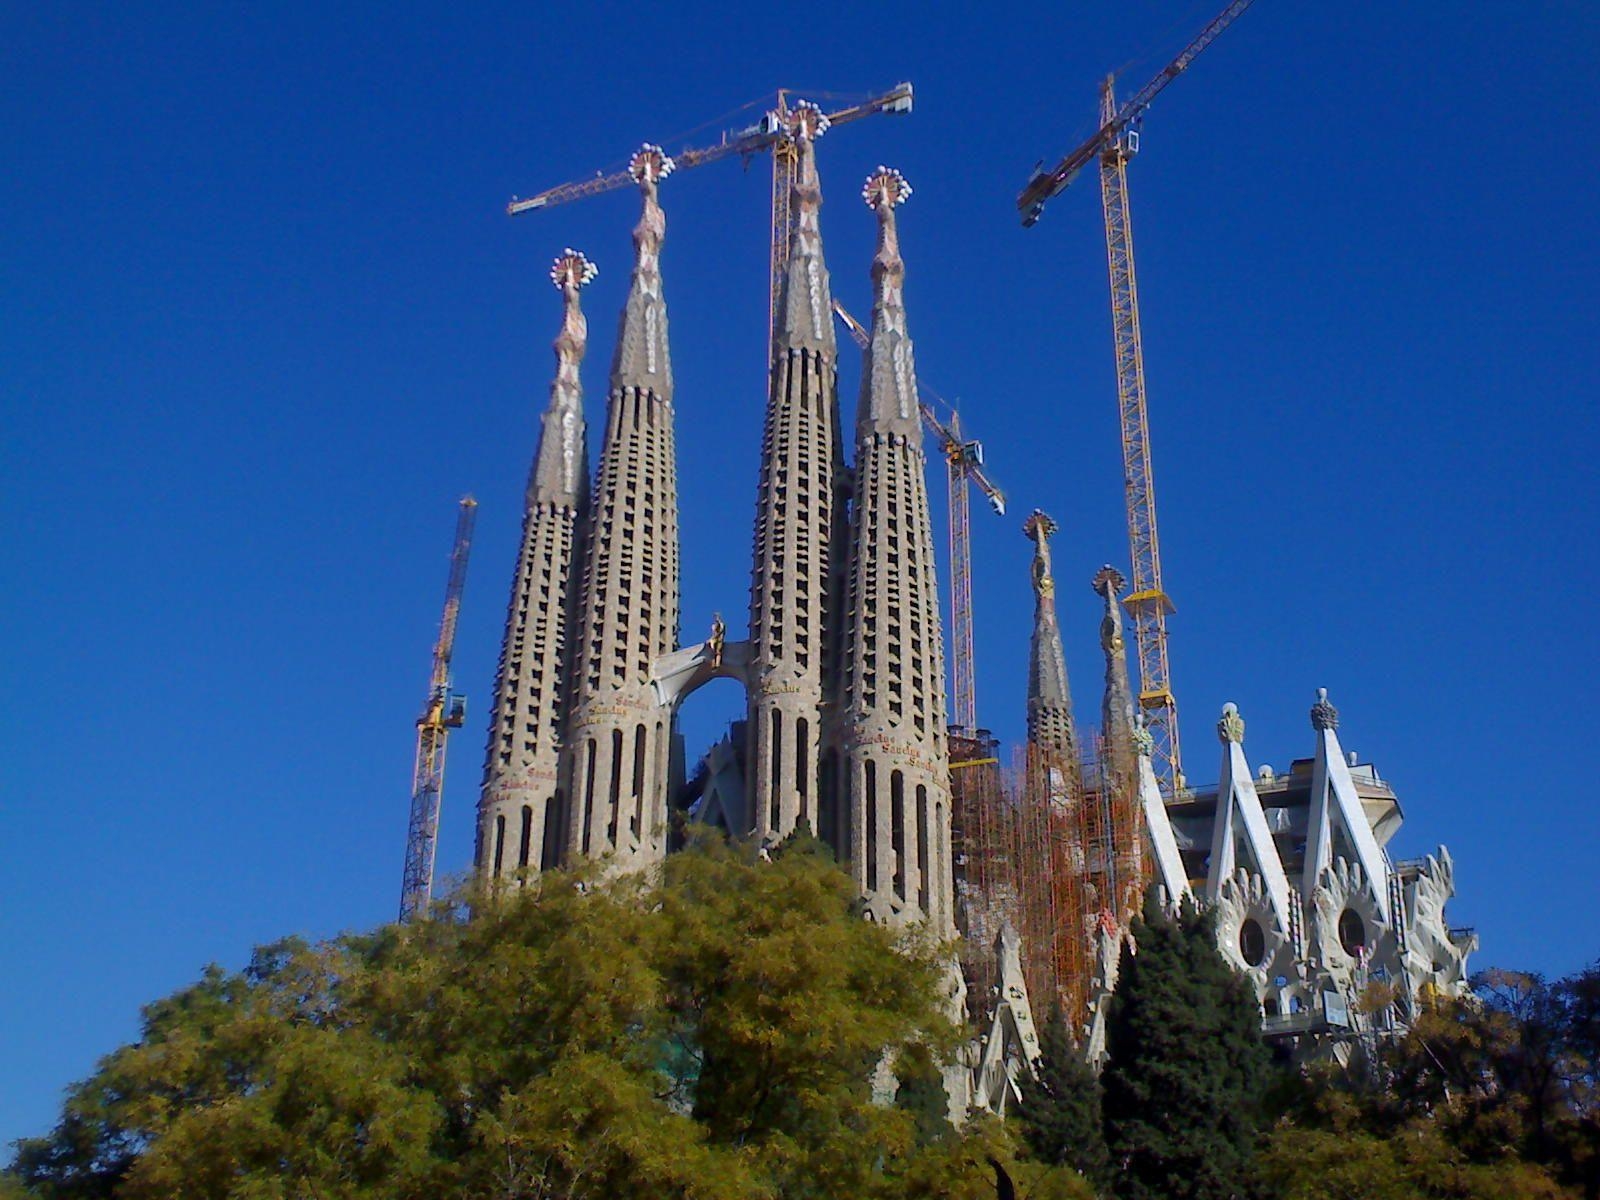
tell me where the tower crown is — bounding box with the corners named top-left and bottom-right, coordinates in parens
top-left (550, 248), bottom-right (598, 292)
top-left (785, 99), bottom-right (830, 142)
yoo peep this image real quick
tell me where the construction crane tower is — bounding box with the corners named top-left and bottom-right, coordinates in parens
top-left (1018, 0), bottom-right (1257, 797)
top-left (832, 299), bottom-right (1004, 734)
top-left (399, 496), bottom-right (477, 923)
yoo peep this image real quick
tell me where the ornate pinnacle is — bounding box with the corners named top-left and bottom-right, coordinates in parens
top-left (1217, 702), bottom-right (1246, 745)
top-left (1092, 564), bottom-right (1126, 599)
top-left (549, 248), bottom-right (598, 292)
top-left (786, 99), bottom-right (830, 142)
top-left (862, 166), bottom-right (912, 210)
top-left (1023, 510), bottom-right (1059, 599)
top-left (1311, 687), bottom-right (1340, 731)
top-left (1022, 509), bottom-right (1059, 542)
top-left (628, 143), bottom-right (676, 187)
top-left (1132, 711), bottom-right (1155, 759)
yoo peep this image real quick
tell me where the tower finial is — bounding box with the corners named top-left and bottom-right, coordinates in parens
top-left (862, 165), bottom-right (912, 211)
top-left (785, 99), bottom-right (830, 142)
top-left (1218, 702), bottom-right (1246, 745)
top-left (1310, 686), bottom-right (1340, 731)
top-left (627, 143), bottom-right (676, 188)
top-left (550, 248), bottom-right (598, 293)
top-left (1023, 509), bottom-right (1060, 599)
top-left (1132, 711), bottom-right (1155, 759)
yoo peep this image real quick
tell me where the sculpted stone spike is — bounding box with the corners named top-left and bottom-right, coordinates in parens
top-left (611, 144), bottom-right (674, 397)
top-left (858, 168), bottom-right (919, 437)
top-left (531, 249), bottom-right (596, 509)
top-left (1093, 565), bottom-right (1136, 777)
top-left (1023, 510), bottom-right (1076, 759)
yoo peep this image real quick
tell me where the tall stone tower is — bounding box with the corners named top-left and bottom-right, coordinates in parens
top-left (746, 102), bottom-right (844, 845)
top-left (561, 145), bottom-right (681, 872)
top-left (476, 249), bottom-right (595, 881)
top-left (1022, 510), bottom-right (1078, 761)
top-left (839, 168), bottom-right (953, 931)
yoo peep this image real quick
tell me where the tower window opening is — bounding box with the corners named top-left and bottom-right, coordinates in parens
top-left (865, 761), bottom-right (878, 892)
top-left (891, 770), bottom-right (906, 902)
top-left (916, 784), bottom-right (929, 916)
top-left (493, 814), bottom-right (506, 876)
top-left (519, 805), bottom-right (533, 868)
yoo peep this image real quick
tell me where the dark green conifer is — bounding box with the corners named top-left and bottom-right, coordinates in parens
top-left (1101, 893), bottom-right (1270, 1200)
top-left (1017, 1004), bottom-right (1111, 1188)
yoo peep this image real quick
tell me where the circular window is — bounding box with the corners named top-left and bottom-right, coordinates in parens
top-left (1338, 908), bottom-right (1366, 957)
top-left (1239, 917), bottom-right (1266, 967)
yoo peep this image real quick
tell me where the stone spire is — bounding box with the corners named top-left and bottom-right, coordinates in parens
top-left (747, 103), bottom-right (844, 847)
top-left (839, 169), bottom-right (953, 931)
top-left (1092, 565), bottom-right (1137, 781)
top-left (1022, 510), bottom-right (1077, 759)
top-left (477, 249), bottom-right (596, 882)
top-left (856, 167), bottom-right (922, 440)
top-left (561, 146), bottom-right (682, 872)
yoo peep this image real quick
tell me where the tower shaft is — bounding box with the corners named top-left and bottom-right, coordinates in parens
top-left (840, 169), bottom-right (953, 931)
top-left (477, 251), bottom-right (594, 882)
top-left (748, 114), bottom-right (843, 843)
top-left (562, 150), bottom-right (680, 872)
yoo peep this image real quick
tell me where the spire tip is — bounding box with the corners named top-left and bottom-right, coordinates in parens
top-left (550, 248), bottom-right (598, 291)
top-left (628, 143), bottom-right (676, 186)
top-left (786, 99), bottom-right (830, 142)
top-left (1092, 564), bottom-right (1126, 597)
top-left (1311, 687), bottom-right (1340, 731)
top-left (862, 166), bottom-right (911, 210)
top-left (1218, 702), bottom-right (1246, 745)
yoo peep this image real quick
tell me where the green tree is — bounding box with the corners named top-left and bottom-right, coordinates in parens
top-left (1017, 1005), bottom-right (1109, 1189)
top-left (6, 839), bottom-right (1021, 1200)
top-left (1099, 895), bottom-right (1270, 1200)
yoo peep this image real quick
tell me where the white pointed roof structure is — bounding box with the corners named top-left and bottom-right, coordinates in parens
top-left (1303, 688), bottom-right (1388, 910)
top-left (1133, 713), bottom-right (1190, 904)
top-left (1207, 703), bottom-right (1292, 931)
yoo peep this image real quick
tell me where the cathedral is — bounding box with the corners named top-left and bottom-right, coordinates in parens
top-left (467, 105), bottom-right (1474, 1103)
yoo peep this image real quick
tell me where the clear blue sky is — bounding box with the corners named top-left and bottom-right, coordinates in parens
top-left (4, 0), bottom-right (1598, 1149)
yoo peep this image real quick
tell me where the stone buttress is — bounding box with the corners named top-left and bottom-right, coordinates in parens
top-left (838, 168), bottom-right (953, 931)
top-left (476, 249), bottom-right (595, 881)
top-left (560, 146), bottom-right (681, 872)
top-left (746, 103), bottom-right (845, 846)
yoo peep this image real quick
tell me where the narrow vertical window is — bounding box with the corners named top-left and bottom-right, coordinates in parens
top-left (819, 748), bottom-right (839, 855)
top-left (543, 789), bottom-right (564, 871)
top-left (891, 770), bottom-right (906, 902)
top-left (519, 805), bottom-right (533, 868)
top-left (493, 814), bottom-right (506, 875)
top-left (582, 739), bottom-right (597, 856)
top-left (770, 710), bottom-right (783, 832)
top-left (608, 728), bottom-right (624, 844)
top-left (795, 718), bottom-right (809, 822)
top-left (916, 784), bottom-right (930, 916)
top-left (632, 724), bottom-right (647, 837)
top-left (865, 760), bottom-right (878, 892)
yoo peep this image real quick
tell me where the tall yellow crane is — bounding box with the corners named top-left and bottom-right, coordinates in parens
top-left (1018, 0), bottom-right (1257, 798)
top-left (506, 83), bottom-right (913, 345)
top-left (399, 496), bottom-right (477, 923)
top-left (832, 300), bottom-right (1005, 735)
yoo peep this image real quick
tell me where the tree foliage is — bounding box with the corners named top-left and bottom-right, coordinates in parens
top-left (4, 839), bottom-right (1032, 1200)
top-left (1099, 895), bottom-right (1270, 1200)
top-left (1263, 962), bottom-right (1600, 1199)
top-left (1016, 1006), bottom-right (1109, 1189)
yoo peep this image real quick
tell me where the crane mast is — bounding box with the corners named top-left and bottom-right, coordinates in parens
top-left (1097, 78), bottom-right (1182, 798)
top-left (832, 300), bottom-right (1004, 733)
top-left (1018, 0), bottom-right (1257, 797)
top-left (399, 496), bottom-right (477, 923)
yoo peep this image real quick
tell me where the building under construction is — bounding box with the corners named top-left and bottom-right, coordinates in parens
top-left (393, 2), bottom-right (1474, 1123)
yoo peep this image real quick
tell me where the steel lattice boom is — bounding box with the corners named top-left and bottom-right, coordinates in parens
top-left (399, 496), bottom-right (477, 923)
